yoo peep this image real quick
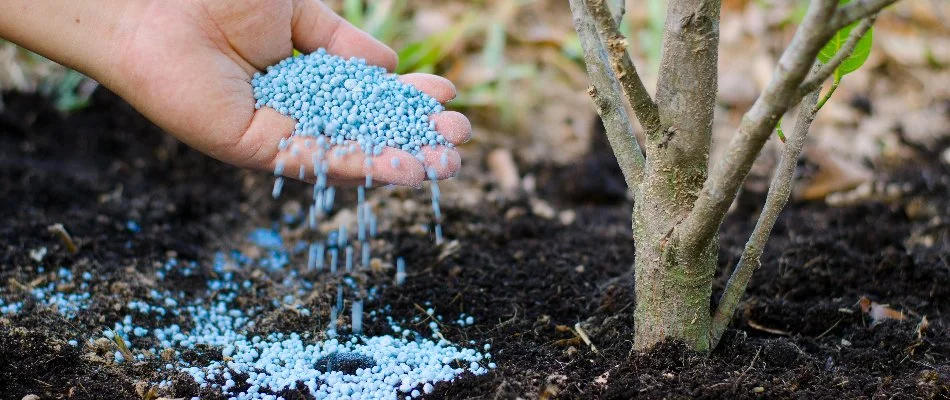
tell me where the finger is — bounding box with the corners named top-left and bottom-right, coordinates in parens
top-left (327, 178), bottom-right (373, 188)
top-left (326, 177), bottom-right (399, 188)
top-left (430, 112), bottom-right (472, 145)
top-left (420, 146), bottom-right (462, 180)
top-left (398, 73), bottom-right (457, 103)
top-left (326, 146), bottom-right (426, 186)
top-left (274, 140), bottom-right (426, 187)
top-left (291, 0), bottom-right (398, 71)
top-left (230, 107), bottom-right (296, 170)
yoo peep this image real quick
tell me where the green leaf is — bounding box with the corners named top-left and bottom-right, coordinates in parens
top-left (394, 13), bottom-right (473, 74)
top-left (817, 0), bottom-right (874, 76)
top-left (363, 0), bottom-right (406, 42)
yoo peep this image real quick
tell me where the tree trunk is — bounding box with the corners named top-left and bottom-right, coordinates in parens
top-left (632, 187), bottom-right (718, 352)
top-left (573, 0), bottom-right (892, 352)
top-left (631, 0), bottom-right (721, 351)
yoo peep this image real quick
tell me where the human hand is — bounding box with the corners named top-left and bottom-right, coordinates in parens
top-left (112, 0), bottom-right (470, 186)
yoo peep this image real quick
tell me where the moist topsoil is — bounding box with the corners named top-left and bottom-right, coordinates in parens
top-left (0, 90), bottom-right (947, 399)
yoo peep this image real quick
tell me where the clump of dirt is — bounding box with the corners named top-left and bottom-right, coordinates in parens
top-left (1, 90), bottom-right (947, 399)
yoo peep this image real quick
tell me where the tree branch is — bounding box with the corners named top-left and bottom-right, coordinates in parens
top-left (569, 0), bottom-right (646, 190)
top-left (708, 88), bottom-right (821, 348)
top-left (829, 0), bottom-right (898, 33)
top-left (585, 0), bottom-right (662, 135)
top-left (610, 0), bottom-right (626, 25)
top-left (797, 16), bottom-right (877, 98)
top-left (677, 0), bottom-right (840, 254)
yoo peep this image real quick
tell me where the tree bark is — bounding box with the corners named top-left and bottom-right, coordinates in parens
top-left (569, 0), bottom-right (900, 353)
top-left (585, 0), bottom-right (661, 136)
top-left (632, 0), bottom-right (721, 352)
top-left (569, 0), bottom-right (646, 191)
top-left (709, 88), bottom-right (820, 348)
top-left (679, 0), bottom-right (838, 259)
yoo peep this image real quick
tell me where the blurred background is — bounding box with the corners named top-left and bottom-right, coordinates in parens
top-left (1, 0), bottom-right (947, 207)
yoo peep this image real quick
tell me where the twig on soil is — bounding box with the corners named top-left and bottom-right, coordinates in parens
top-left (447, 292), bottom-right (463, 307)
top-left (8, 278), bottom-right (30, 292)
top-left (574, 322), bottom-right (599, 354)
top-left (745, 319), bottom-right (791, 337)
top-left (733, 347), bottom-right (762, 388)
top-left (816, 319), bottom-right (843, 339)
top-left (113, 335), bottom-right (135, 362)
top-left (496, 305), bottom-right (519, 329)
top-left (47, 223), bottom-right (79, 253)
top-left (437, 240), bottom-right (461, 262)
top-left (413, 303), bottom-right (447, 329)
top-left (31, 378), bottom-right (52, 388)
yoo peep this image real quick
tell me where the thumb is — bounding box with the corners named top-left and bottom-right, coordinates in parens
top-left (290, 0), bottom-right (398, 71)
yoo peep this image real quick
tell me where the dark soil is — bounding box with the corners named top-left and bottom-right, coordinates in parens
top-left (1, 90), bottom-right (947, 399)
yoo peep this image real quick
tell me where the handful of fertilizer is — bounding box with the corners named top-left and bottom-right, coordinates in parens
top-left (253, 48), bottom-right (452, 158)
top-left (253, 48), bottom-right (449, 288)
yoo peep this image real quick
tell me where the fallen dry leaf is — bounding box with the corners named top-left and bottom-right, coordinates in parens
top-left (798, 148), bottom-right (873, 200)
top-left (859, 296), bottom-right (908, 326)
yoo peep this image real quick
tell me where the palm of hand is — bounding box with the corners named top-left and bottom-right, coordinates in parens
top-left (115, 0), bottom-right (468, 186)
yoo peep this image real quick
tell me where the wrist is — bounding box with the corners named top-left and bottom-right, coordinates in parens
top-left (98, 0), bottom-right (154, 89)
top-left (0, 0), bottom-right (151, 89)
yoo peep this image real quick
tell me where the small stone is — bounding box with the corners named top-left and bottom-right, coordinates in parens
top-left (504, 207), bottom-right (526, 220)
top-left (29, 247), bottom-right (47, 262)
top-left (558, 209), bottom-right (576, 225)
top-left (530, 198), bottom-right (556, 219)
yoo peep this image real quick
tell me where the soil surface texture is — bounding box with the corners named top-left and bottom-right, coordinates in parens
top-left (1, 91), bottom-right (948, 399)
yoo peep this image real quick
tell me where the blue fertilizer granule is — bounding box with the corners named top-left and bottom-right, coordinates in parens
top-left (248, 229), bottom-right (284, 250)
top-left (253, 48), bottom-right (450, 157)
top-left (254, 51), bottom-right (455, 289)
top-left (0, 248), bottom-right (492, 400)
